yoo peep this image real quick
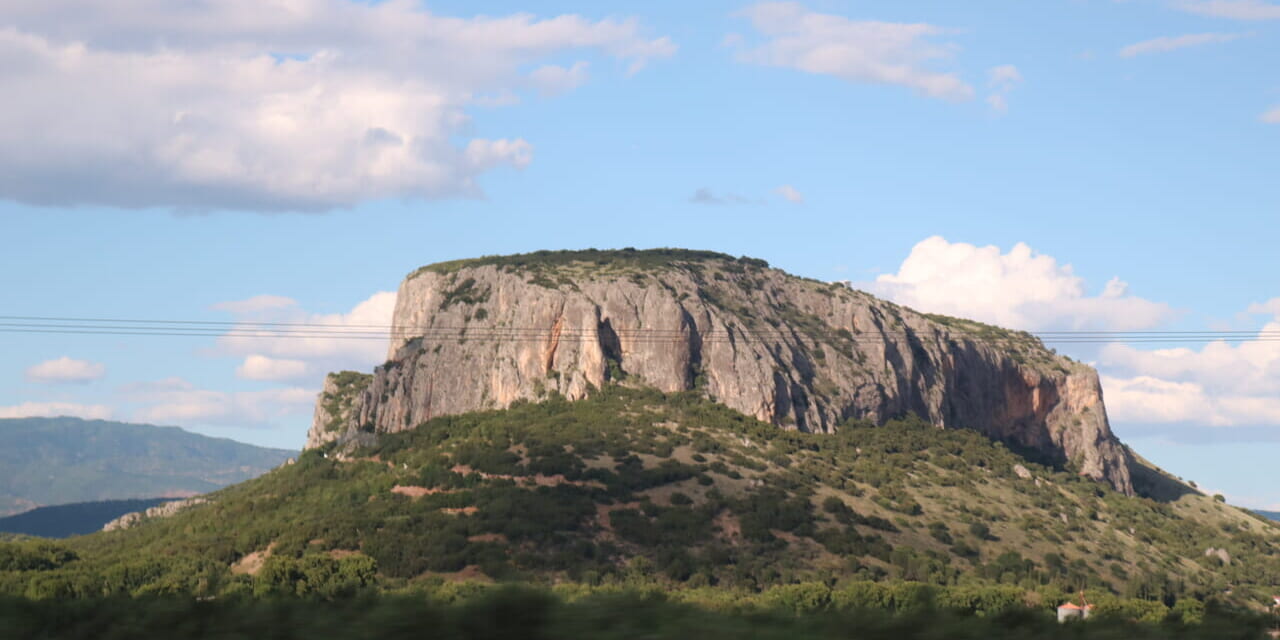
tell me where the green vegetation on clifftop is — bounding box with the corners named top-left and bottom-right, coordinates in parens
top-left (411, 248), bottom-right (766, 279)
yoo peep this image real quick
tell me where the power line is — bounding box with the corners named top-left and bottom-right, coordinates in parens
top-left (0, 315), bottom-right (1276, 346)
top-left (1, 314), bottom-right (1275, 335)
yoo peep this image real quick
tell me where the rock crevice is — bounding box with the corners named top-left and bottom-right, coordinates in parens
top-left (306, 253), bottom-right (1134, 495)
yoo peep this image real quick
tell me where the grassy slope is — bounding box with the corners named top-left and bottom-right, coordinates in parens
top-left (8, 387), bottom-right (1277, 608)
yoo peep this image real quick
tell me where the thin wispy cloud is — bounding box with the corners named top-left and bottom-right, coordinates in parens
top-left (689, 188), bottom-right (756, 205)
top-left (1119, 32), bottom-right (1244, 57)
top-left (127, 380), bottom-right (314, 428)
top-left (1174, 0), bottom-right (1280, 20)
top-left (0, 401), bottom-right (112, 420)
top-left (25, 357), bottom-right (106, 384)
top-left (985, 65), bottom-right (1022, 114)
top-left (729, 2), bottom-right (973, 101)
top-left (775, 185), bottom-right (804, 204)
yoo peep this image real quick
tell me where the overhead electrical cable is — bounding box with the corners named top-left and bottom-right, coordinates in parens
top-left (0, 315), bottom-right (1276, 346)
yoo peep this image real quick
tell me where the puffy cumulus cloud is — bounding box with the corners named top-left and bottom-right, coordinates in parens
top-left (870, 236), bottom-right (1174, 331)
top-left (0, 401), bottom-right (112, 420)
top-left (1119, 32), bottom-right (1244, 57)
top-left (986, 64), bottom-right (1021, 114)
top-left (214, 291), bottom-right (397, 376)
top-left (236, 355), bottom-right (309, 381)
top-left (1174, 0), bottom-right (1280, 19)
top-left (24, 356), bottom-right (106, 384)
top-left (775, 185), bottom-right (804, 203)
top-left (1100, 376), bottom-right (1221, 425)
top-left (1099, 303), bottom-right (1280, 426)
top-left (730, 2), bottom-right (973, 101)
top-left (1103, 375), bottom-right (1280, 427)
top-left (125, 379), bottom-right (314, 427)
top-left (0, 2), bottom-right (675, 211)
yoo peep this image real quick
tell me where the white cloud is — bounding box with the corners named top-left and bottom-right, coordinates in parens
top-left (24, 356), bottom-right (106, 384)
top-left (986, 94), bottom-right (1009, 114)
top-left (870, 236), bottom-right (1174, 331)
top-left (730, 2), bottom-right (973, 101)
top-left (126, 379), bottom-right (314, 427)
top-left (986, 64), bottom-right (1021, 114)
top-left (1175, 0), bottom-right (1280, 20)
top-left (1101, 375), bottom-right (1221, 425)
top-left (529, 61), bottom-right (590, 96)
top-left (775, 184), bottom-right (804, 203)
top-left (1248, 298), bottom-right (1280, 315)
top-left (1103, 374), bottom-right (1280, 427)
top-left (1262, 107), bottom-right (1280, 123)
top-left (1099, 298), bottom-right (1280, 427)
top-left (215, 291), bottom-right (396, 373)
top-left (988, 64), bottom-right (1022, 87)
top-left (236, 355), bottom-right (309, 381)
top-left (211, 295), bottom-right (297, 314)
top-left (0, 2), bottom-right (675, 211)
top-left (689, 188), bottom-right (756, 205)
top-left (1119, 32), bottom-right (1243, 57)
top-left (0, 401), bottom-right (112, 420)
top-left (118, 377), bottom-right (194, 394)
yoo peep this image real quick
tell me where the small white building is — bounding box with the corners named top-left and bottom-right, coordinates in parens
top-left (1057, 601), bottom-right (1094, 623)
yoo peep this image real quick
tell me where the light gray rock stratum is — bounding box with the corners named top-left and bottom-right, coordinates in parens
top-left (102, 497), bottom-right (208, 532)
top-left (307, 250), bottom-right (1134, 495)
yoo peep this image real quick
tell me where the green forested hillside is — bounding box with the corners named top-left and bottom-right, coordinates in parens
top-left (4, 387), bottom-right (1278, 622)
top-left (0, 417), bottom-right (293, 515)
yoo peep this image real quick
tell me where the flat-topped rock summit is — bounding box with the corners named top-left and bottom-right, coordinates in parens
top-left (307, 248), bottom-right (1133, 495)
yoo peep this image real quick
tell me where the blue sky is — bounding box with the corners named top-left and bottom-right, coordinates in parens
top-left (1, 1), bottom-right (1278, 505)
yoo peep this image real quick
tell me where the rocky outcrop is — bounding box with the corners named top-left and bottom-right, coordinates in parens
top-left (307, 250), bottom-right (1134, 495)
top-left (306, 372), bottom-right (372, 450)
top-left (102, 497), bottom-right (208, 532)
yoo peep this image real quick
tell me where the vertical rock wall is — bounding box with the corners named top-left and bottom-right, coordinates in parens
top-left (307, 254), bottom-right (1133, 495)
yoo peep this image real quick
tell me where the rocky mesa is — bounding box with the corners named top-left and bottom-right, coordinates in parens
top-left (307, 249), bottom-right (1134, 495)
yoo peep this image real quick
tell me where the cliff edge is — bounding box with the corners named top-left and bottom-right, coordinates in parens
top-left (307, 249), bottom-right (1134, 495)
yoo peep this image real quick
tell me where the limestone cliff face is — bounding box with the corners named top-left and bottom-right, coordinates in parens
top-left (307, 250), bottom-right (1134, 495)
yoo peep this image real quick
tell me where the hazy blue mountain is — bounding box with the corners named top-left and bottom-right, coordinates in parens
top-left (0, 417), bottom-right (294, 516)
top-left (1255, 510), bottom-right (1280, 522)
top-left (0, 498), bottom-right (172, 538)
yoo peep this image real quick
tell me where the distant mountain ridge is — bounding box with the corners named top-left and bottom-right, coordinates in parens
top-left (0, 417), bottom-right (294, 516)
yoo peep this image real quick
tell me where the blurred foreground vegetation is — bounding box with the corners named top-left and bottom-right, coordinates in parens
top-left (1, 583), bottom-right (1273, 640)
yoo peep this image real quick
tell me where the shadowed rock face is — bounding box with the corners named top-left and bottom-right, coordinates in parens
top-left (307, 251), bottom-right (1133, 495)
